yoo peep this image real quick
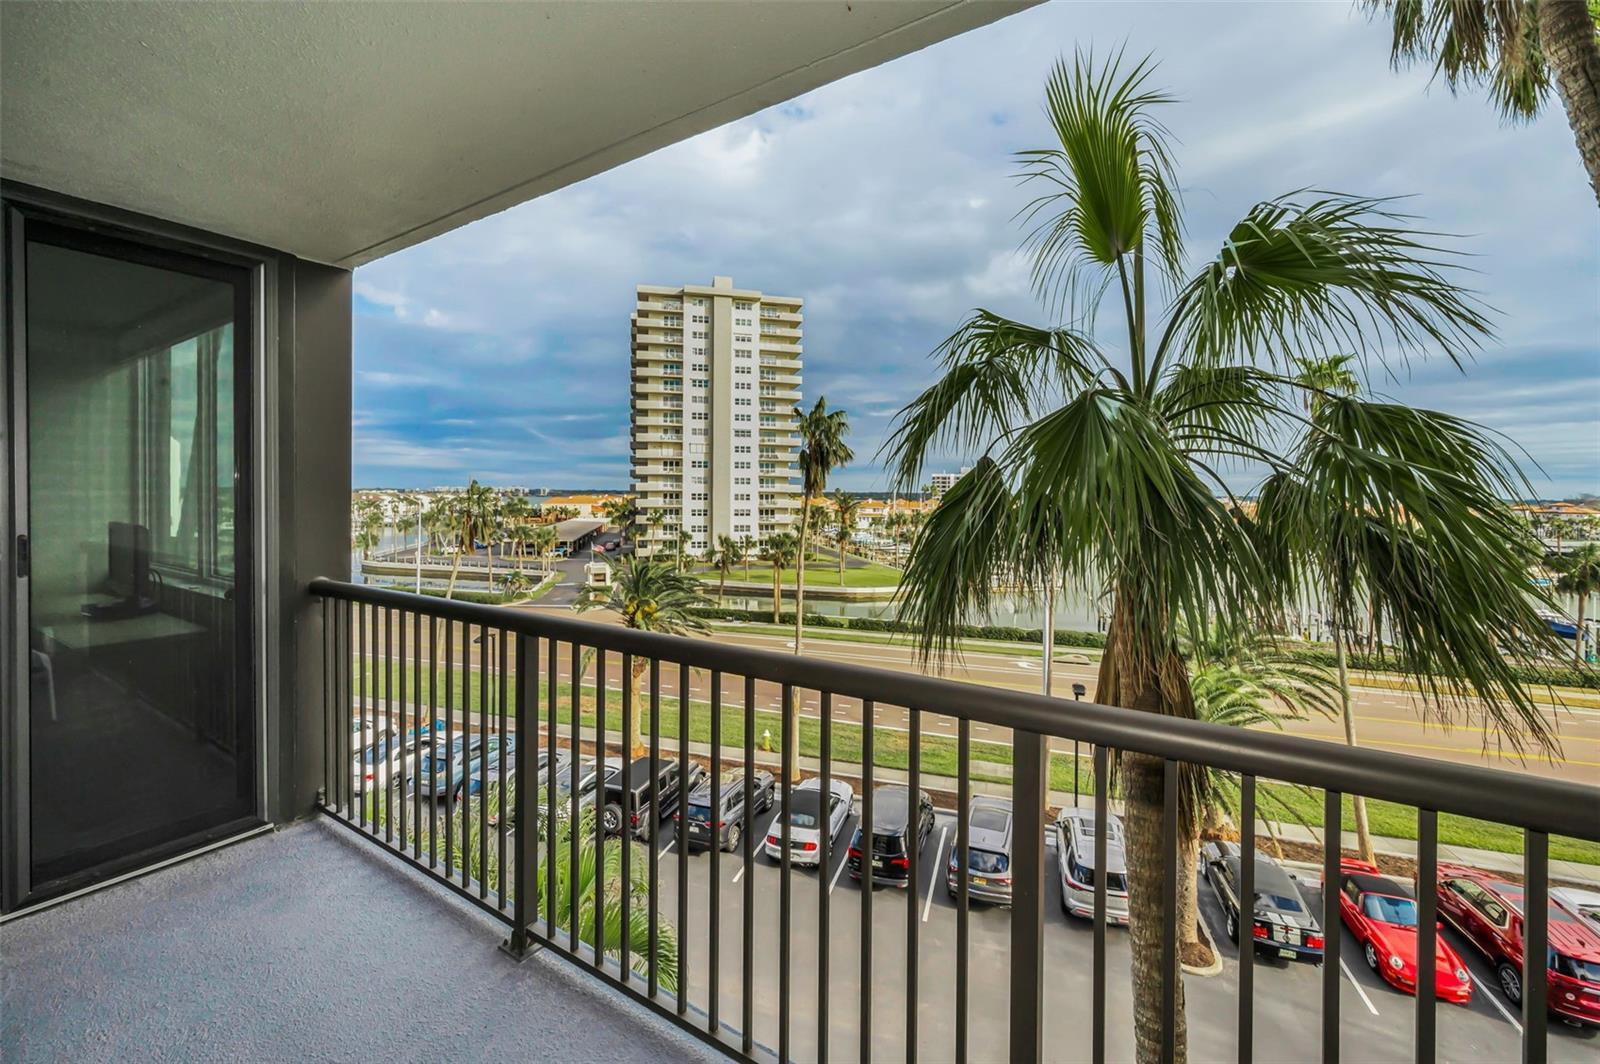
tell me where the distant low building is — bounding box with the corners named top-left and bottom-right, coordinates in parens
top-left (537, 493), bottom-right (627, 520)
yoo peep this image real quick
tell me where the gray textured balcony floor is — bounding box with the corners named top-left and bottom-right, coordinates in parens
top-left (1, 818), bottom-right (718, 1063)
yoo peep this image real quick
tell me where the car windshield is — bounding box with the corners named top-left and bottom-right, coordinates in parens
top-left (968, 849), bottom-right (1008, 874)
top-left (1363, 894), bottom-right (1418, 927)
top-left (687, 802), bottom-right (712, 821)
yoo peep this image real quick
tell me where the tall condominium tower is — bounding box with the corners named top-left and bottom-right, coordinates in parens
top-left (630, 276), bottom-right (803, 557)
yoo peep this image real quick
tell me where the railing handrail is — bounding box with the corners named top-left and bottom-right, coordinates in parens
top-left (309, 577), bottom-right (1600, 842)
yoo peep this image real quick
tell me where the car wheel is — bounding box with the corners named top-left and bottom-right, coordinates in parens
top-left (601, 802), bottom-right (622, 836)
top-left (1226, 910), bottom-right (1238, 945)
top-left (762, 787), bottom-right (774, 813)
top-left (1497, 961), bottom-right (1522, 1005)
top-left (1364, 941), bottom-right (1379, 973)
top-left (724, 823), bottom-right (742, 854)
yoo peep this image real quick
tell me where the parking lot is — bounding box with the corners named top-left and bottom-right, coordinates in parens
top-left (614, 798), bottom-right (1595, 1063)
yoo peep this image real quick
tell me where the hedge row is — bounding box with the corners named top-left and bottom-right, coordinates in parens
top-left (689, 605), bottom-right (1108, 649)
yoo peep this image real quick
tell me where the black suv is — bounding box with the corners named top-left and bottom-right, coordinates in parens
top-left (681, 769), bottom-right (775, 853)
top-left (846, 785), bottom-right (935, 887)
top-left (600, 756), bottom-right (706, 839)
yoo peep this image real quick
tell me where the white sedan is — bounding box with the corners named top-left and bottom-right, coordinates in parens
top-left (764, 778), bottom-right (854, 867)
top-left (352, 736), bottom-right (423, 793)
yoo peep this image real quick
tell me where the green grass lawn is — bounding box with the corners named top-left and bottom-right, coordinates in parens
top-left (703, 560), bottom-right (902, 589)
top-left (355, 657), bottom-right (1600, 866)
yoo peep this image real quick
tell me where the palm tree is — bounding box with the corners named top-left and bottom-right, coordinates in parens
top-left (831, 489), bottom-right (863, 584)
top-left (575, 557), bottom-right (710, 757)
top-left (1554, 543), bottom-right (1600, 663)
top-left (760, 533), bottom-right (799, 625)
top-left (423, 499), bottom-right (453, 556)
top-left (711, 535), bottom-right (744, 605)
top-left (792, 397), bottom-right (854, 655)
top-left (533, 525), bottom-right (558, 574)
top-left (740, 534), bottom-right (757, 581)
top-left (354, 500), bottom-right (385, 560)
top-left (1367, 0), bottom-right (1600, 205)
top-left (883, 52), bottom-right (1559, 1063)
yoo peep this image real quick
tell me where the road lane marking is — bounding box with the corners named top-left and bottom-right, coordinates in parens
top-left (1467, 970), bottom-right (1522, 1030)
top-left (830, 850), bottom-right (850, 894)
top-left (1339, 958), bottom-right (1380, 1016)
top-left (923, 826), bottom-right (949, 922)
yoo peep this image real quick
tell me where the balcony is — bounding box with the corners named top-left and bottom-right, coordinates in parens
top-left (1, 816), bottom-right (717, 1063)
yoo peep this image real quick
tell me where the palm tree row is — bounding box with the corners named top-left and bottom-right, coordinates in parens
top-left (883, 52), bottom-right (1564, 1062)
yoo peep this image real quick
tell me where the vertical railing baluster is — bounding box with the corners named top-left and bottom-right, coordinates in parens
top-left (358, 601), bottom-right (368, 829)
top-left (413, 608), bottom-right (424, 862)
top-left (384, 607), bottom-right (394, 843)
top-left (819, 690), bottom-right (833, 1063)
top-left (341, 599), bottom-right (353, 817)
top-left (478, 625), bottom-right (489, 896)
top-left (595, 648), bottom-right (607, 968)
top-left (956, 718), bottom-right (970, 1064)
top-left (741, 675), bottom-right (755, 1058)
top-left (779, 683), bottom-right (794, 1064)
top-left (709, 671), bottom-right (723, 1034)
top-left (569, 641), bottom-right (581, 952)
top-left (648, 657), bottom-right (661, 998)
top-left (906, 708), bottom-right (921, 1064)
top-left (621, 652), bottom-right (634, 985)
top-left (677, 661), bottom-right (690, 1016)
top-left (545, 637), bottom-right (558, 940)
top-left (860, 699), bottom-right (875, 1062)
top-left (397, 607), bottom-right (407, 848)
top-left (443, 619), bottom-right (454, 877)
top-left (428, 614), bottom-right (439, 867)
top-left (1093, 745), bottom-right (1109, 1064)
top-left (1523, 829), bottom-right (1549, 1064)
top-left (1322, 789), bottom-right (1342, 1064)
top-left (1415, 807), bottom-right (1436, 1064)
top-left (1010, 728), bottom-right (1047, 1064)
top-left (503, 633), bottom-right (537, 961)
top-left (498, 627), bottom-right (509, 909)
top-left (1238, 774), bottom-right (1256, 1064)
top-left (1161, 758), bottom-right (1179, 1064)
top-left (322, 598), bottom-right (332, 806)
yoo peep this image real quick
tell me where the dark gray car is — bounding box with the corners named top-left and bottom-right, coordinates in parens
top-left (682, 769), bottom-right (775, 853)
top-left (946, 795), bottom-right (1013, 904)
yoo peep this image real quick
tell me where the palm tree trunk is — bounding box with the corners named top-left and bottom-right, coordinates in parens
top-left (794, 501), bottom-right (811, 655)
top-left (719, 568), bottom-right (727, 606)
top-left (771, 563), bottom-right (781, 625)
top-left (1335, 629), bottom-right (1377, 865)
top-left (630, 655), bottom-right (649, 758)
top-left (1096, 601), bottom-right (1193, 1063)
top-left (1576, 591), bottom-right (1588, 665)
top-left (1541, 0), bottom-right (1600, 206)
top-left (838, 537), bottom-right (846, 584)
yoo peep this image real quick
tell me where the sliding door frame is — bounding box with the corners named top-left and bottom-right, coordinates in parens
top-left (0, 184), bottom-right (278, 913)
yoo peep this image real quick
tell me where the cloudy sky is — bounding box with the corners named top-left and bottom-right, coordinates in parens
top-left (352, 1), bottom-right (1599, 496)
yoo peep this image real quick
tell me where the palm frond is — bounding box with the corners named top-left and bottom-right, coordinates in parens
top-left (1160, 192), bottom-right (1494, 377)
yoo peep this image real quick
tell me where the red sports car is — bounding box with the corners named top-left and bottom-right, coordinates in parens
top-left (1437, 862), bottom-right (1600, 1027)
top-left (1333, 859), bottom-right (1472, 1001)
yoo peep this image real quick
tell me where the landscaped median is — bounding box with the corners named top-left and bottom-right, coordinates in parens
top-left (354, 656), bottom-right (1600, 867)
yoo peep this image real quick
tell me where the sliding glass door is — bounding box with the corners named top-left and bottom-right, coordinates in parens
top-left (5, 208), bottom-right (259, 907)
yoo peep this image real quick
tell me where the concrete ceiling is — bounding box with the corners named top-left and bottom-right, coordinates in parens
top-left (1, 1), bottom-right (1030, 268)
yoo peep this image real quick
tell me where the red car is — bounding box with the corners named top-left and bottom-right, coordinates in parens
top-left (1437, 863), bottom-right (1600, 1027)
top-left (1333, 859), bottom-right (1472, 1001)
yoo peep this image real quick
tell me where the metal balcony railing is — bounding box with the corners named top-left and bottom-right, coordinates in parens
top-left (311, 579), bottom-right (1598, 1064)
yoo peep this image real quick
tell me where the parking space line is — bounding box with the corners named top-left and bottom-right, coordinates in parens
top-left (732, 864), bottom-right (744, 884)
top-left (1339, 958), bottom-right (1380, 1016)
top-left (1468, 970), bottom-right (1521, 1031)
top-left (829, 851), bottom-right (850, 894)
top-left (923, 826), bottom-right (948, 922)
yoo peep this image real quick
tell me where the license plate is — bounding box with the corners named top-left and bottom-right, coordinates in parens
top-left (1278, 948), bottom-right (1296, 959)
top-left (972, 876), bottom-right (988, 886)
top-left (875, 858), bottom-right (890, 870)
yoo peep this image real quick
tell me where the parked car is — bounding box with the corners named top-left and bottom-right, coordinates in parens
top-left (765, 777), bottom-right (855, 867)
top-left (1202, 840), bottom-right (1324, 963)
top-left (1438, 863), bottom-right (1600, 1026)
top-left (1332, 858), bottom-right (1471, 1001)
top-left (454, 741), bottom-right (545, 802)
top-left (600, 756), bottom-right (705, 839)
top-left (352, 735), bottom-right (422, 793)
top-left (1056, 808), bottom-right (1130, 924)
top-left (681, 769), bottom-right (775, 853)
top-left (946, 795), bottom-right (1013, 905)
top-left (1552, 887), bottom-right (1600, 936)
top-left (846, 785), bottom-right (935, 887)
top-left (410, 735), bottom-right (509, 800)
